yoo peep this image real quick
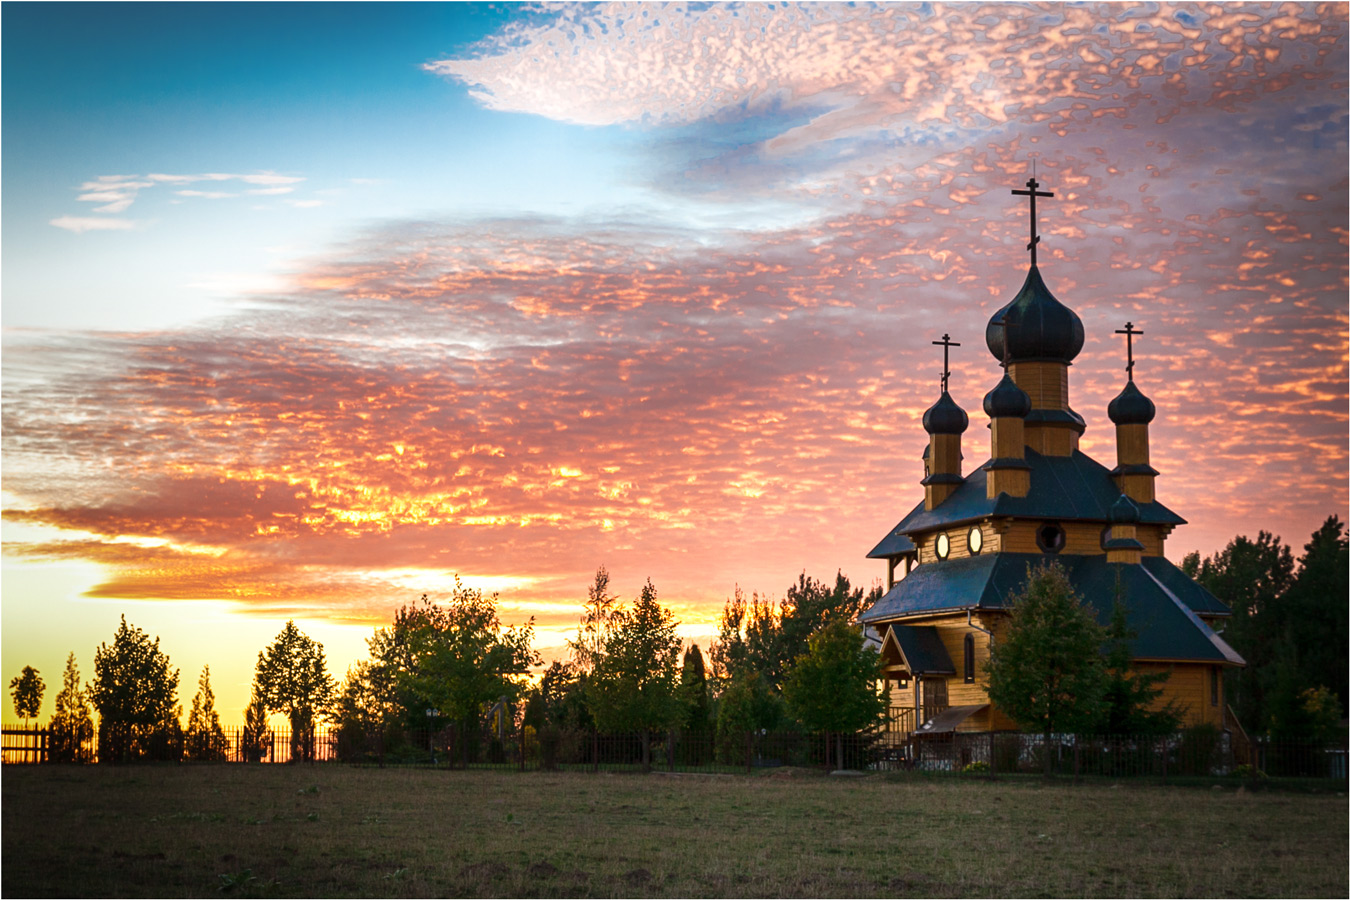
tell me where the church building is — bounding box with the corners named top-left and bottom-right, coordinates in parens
top-left (861, 176), bottom-right (1245, 738)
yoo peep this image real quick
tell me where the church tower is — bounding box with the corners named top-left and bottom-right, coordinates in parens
top-left (864, 174), bottom-right (1244, 740)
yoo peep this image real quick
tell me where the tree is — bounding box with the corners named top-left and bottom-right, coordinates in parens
top-left (710, 571), bottom-right (883, 689)
top-left (585, 579), bottom-right (684, 768)
top-left (1193, 530), bottom-right (1294, 730)
top-left (9, 666), bottom-right (44, 727)
top-left (90, 616), bottom-right (180, 762)
top-left (1279, 516), bottom-right (1348, 712)
top-left (781, 619), bottom-right (887, 736)
top-left (984, 563), bottom-right (1107, 775)
top-left (1098, 593), bottom-right (1182, 735)
top-left (568, 566), bottom-right (620, 674)
top-left (714, 669), bottom-right (784, 764)
top-left (367, 582), bottom-right (539, 741)
top-left (679, 645), bottom-right (713, 764)
top-left (242, 689), bottom-right (272, 763)
top-left (254, 620), bottom-right (337, 762)
top-left (185, 666), bottom-right (228, 761)
top-left (49, 653), bottom-right (94, 763)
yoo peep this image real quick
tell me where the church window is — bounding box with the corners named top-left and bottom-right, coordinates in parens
top-left (935, 532), bottom-right (950, 560)
top-left (963, 634), bottom-right (975, 683)
top-left (1036, 522), bottom-right (1066, 554)
top-left (1210, 667), bottom-right (1219, 707)
top-left (968, 526), bottom-right (983, 554)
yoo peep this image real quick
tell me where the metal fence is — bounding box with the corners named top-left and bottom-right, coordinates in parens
top-left (4, 722), bottom-right (1344, 782)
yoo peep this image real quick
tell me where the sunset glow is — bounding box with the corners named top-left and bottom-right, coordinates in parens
top-left (3, 2), bottom-right (1346, 722)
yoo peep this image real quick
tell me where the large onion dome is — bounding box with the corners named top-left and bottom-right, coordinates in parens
top-left (1108, 379), bottom-right (1156, 425)
top-left (983, 372), bottom-right (1032, 419)
top-left (985, 266), bottom-right (1085, 365)
top-left (922, 391), bottom-right (969, 435)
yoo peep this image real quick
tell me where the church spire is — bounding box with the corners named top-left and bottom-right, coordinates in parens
top-left (921, 334), bottom-right (968, 511)
top-left (1109, 322), bottom-right (1159, 504)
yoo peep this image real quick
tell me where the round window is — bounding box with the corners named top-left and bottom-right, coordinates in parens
top-left (968, 526), bottom-right (983, 555)
top-left (1036, 522), bottom-right (1067, 554)
top-left (935, 532), bottom-right (951, 560)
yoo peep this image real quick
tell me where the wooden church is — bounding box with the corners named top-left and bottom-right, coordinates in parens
top-left (861, 177), bottom-right (1245, 738)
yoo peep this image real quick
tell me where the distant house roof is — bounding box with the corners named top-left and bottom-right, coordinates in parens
top-left (860, 552), bottom-right (1242, 665)
top-left (872, 449), bottom-right (1185, 545)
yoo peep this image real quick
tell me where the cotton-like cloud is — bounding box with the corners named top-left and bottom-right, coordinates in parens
top-left (10, 2), bottom-right (1347, 628)
top-left (48, 216), bottom-right (138, 233)
top-left (53, 171), bottom-right (308, 228)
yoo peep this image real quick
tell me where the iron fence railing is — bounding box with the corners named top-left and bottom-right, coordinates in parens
top-left (4, 721), bottom-right (1344, 781)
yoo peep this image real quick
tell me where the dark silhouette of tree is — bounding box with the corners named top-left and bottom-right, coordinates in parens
top-left (585, 579), bottom-right (684, 768)
top-left (1278, 516), bottom-right (1348, 712)
top-left (90, 616), bottom-right (180, 762)
top-left (711, 572), bottom-right (882, 690)
top-left (242, 689), bottom-right (271, 763)
top-left (679, 645), bottom-right (713, 764)
top-left (985, 563), bottom-right (1107, 774)
top-left (781, 619), bottom-right (886, 736)
top-left (1098, 594), bottom-right (1181, 735)
top-left (568, 566), bottom-right (619, 675)
top-left (367, 581), bottom-right (538, 739)
top-left (49, 653), bottom-right (94, 763)
top-left (1193, 530), bottom-right (1294, 731)
top-left (254, 621), bottom-right (336, 762)
top-left (9, 665), bottom-right (44, 727)
top-left (185, 665), bottom-right (228, 761)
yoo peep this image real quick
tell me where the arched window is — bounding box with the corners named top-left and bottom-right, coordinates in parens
top-left (964, 634), bottom-right (975, 683)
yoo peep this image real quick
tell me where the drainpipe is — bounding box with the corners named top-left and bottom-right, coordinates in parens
top-left (967, 610), bottom-right (993, 644)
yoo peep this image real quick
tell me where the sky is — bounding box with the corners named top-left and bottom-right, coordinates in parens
top-left (3, 2), bottom-right (1346, 725)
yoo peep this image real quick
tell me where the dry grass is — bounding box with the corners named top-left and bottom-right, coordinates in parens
top-left (3, 765), bottom-right (1346, 897)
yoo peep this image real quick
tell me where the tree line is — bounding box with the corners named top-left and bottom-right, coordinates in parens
top-left (9, 515), bottom-right (1345, 763)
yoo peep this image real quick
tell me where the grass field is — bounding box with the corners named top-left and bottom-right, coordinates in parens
top-left (3, 765), bottom-right (1346, 898)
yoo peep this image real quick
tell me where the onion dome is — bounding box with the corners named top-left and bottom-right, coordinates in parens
top-left (1108, 379), bottom-right (1156, 425)
top-left (922, 391), bottom-right (969, 435)
top-left (1109, 493), bottom-right (1140, 525)
top-left (985, 266), bottom-right (1085, 365)
top-left (983, 372), bottom-right (1032, 419)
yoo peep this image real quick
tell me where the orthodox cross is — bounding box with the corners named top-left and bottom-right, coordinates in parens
top-left (933, 333), bottom-right (960, 393)
top-left (1011, 175), bottom-right (1054, 266)
top-left (1114, 321), bottom-right (1143, 381)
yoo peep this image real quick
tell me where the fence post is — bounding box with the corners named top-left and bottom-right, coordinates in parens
top-left (745, 731), bottom-right (752, 775)
top-left (1073, 737), bottom-right (1080, 783)
top-left (593, 729), bottom-right (599, 774)
top-left (519, 718), bottom-right (526, 772)
top-left (668, 731), bottom-right (675, 773)
top-left (1160, 734), bottom-right (1168, 783)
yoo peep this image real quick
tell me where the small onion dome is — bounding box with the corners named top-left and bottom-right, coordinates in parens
top-left (985, 266), bottom-right (1085, 365)
top-left (1110, 493), bottom-right (1141, 525)
top-left (983, 372), bottom-right (1032, 419)
top-left (922, 390), bottom-right (969, 435)
top-left (1108, 379), bottom-right (1156, 425)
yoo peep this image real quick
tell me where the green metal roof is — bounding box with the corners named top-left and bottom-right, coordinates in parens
top-left (875, 448), bottom-right (1186, 542)
top-left (860, 552), bottom-right (1242, 665)
top-left (888, 625), bottom-right (956, 675)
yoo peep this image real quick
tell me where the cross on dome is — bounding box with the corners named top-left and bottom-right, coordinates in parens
top-left (932, 333), bottom-right (960, 393)
top-left (1115, 321), bottom-right (1144, 381)
top-left (1011, 174), bottom-right (1054, 266)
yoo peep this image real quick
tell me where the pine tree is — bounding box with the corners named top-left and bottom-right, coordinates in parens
top-left (50, 653), bottom-right (94, 763)
top-left (242, 689), bottom-right (271, 763)
top-left (186, 666), bottom-right (228, 761)
top-left (1098, 594), bottom-right (1181, 735)
top-left (585, 579), bottom-right (684, 769)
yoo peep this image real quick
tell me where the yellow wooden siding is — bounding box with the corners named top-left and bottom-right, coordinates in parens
top-left (1134, 662), bottom-right (1224, 729)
